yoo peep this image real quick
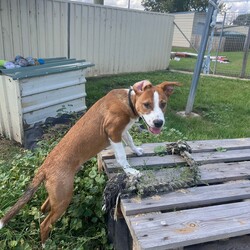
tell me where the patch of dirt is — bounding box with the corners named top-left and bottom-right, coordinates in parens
top-left (0, 136), bottom-right (24, 163)
top-left (42, 124), bottom-right (70, 141)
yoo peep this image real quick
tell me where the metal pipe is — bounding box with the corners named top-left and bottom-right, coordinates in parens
top-left (213, 11), bottom-right (226, 75)
top-left (240, 25), bottom-right (250, 78)
top-left (185, 0), bottom-right (217, 115)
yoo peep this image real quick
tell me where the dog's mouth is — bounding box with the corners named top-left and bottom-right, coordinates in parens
top-left (148, 126), bottom-right (162, 134)
top-left (141, 117), bottom-right (162, 135)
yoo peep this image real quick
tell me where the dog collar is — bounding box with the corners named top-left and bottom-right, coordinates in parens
top-left (128, 87), bottom-right (138, 116)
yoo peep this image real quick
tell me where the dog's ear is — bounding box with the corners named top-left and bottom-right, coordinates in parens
top-left (132, 80), bottom-right (152, 94)
top-left (158, 81), bottom-right (181, 96)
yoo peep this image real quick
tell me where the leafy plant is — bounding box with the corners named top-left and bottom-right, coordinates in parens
top-left (0, 128), bottom-right (110, 249)
top-left (154, 145), bottom-right (166, 156)
top-left (216, 147), bottom-right (227, 152)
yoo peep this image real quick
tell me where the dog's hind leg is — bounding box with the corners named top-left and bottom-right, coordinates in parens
top-left (41, 198), bottom-right (50, 214)
top-left (40, 175), bottom-right (74, 245)
top-left (97, 153), bottom-right (104, 172)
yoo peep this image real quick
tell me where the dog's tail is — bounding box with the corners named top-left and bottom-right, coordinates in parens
top-left (0, 170), bottom-right (45, 229)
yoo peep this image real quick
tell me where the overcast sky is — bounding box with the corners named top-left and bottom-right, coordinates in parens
top-left (224, 0), bottom-right (250, 14)
top-left (74, 0), bottom-right (250, 14)
top-left (74, 0), bottom-right (143, 9)
top-left (103, 0), bottom-right (250, 25)
top-left (73, 0), bottom-right (250, 14)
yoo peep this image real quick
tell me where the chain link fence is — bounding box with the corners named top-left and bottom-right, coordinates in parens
top-left (170, 2), bottom-right (250, 79)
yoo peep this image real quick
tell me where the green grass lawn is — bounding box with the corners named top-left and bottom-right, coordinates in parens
top-left (0, 70), bottom-right (250, 249)
top-left (86, 70), bottom-right (250, 141)
top-left (170, 47), bottom-right (250, 78)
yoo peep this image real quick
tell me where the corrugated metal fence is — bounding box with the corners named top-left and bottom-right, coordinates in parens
top-left (0, 0), bottom-right (174, 76)
top-left (0, 0), bottom-right (68, 60)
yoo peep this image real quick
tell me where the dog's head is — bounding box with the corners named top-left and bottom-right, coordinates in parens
top-left (133, 80), bottom-right (181, 134)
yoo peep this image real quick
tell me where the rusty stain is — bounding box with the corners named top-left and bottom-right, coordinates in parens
top-left (22, 101), bottom-right (37, 108)
top-left (135, 214), bottom-right (145, 218)
top-left (132, 197), bottom-right (142, 203)
top-left (176, 189), bottom-right (190, 194)
top-left (238, 219), bottom-right (246, 225)
top-left (175, 222), bottom-right (198, 234)
top-left (151, 195), bottom-right (161, 200)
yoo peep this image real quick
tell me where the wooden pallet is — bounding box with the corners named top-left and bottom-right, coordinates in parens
top-left (100, 138), bottom-right (250, 250)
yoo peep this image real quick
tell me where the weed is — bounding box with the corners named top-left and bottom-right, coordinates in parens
top-left (154, 145), bottom-right (166, 156)
top-left (216, 147), bottom-right (227, 152)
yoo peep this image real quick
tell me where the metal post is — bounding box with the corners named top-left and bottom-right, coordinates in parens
top-left (185, 0), bottom-right (217, 115)
top-left (67, 2), bottom-right (71, 59)
top-left (213, 12), bottom-right (226, 75)
top-left (240, 25), bottom-right (250, 78)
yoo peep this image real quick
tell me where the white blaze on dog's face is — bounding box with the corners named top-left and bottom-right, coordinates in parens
top-left (133, 80), bottom-right (180, 134)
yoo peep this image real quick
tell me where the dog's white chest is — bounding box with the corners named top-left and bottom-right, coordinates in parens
top-left (123, 118), bottom-right (137, 134)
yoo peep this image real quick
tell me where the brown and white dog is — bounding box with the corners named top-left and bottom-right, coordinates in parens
top-left (0, 80), bottom-right (180, 245)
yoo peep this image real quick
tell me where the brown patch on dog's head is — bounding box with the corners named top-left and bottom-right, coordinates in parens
top-left (132, 80), bottom-right (154, 115)
top-left (132, 80), bottom-right (181, 134)
top-left (132, 80), bottom-right (181, 114)
top-left (132, 80), bottom-right (152, 95)
top-left (157, 81), bottom-right (182, 97)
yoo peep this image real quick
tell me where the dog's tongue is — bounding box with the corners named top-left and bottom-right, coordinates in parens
top-left (149, 127), bottom-right (161, 134)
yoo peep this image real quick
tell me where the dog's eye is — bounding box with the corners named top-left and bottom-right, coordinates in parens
top-left (143, 102), bottom-right (151, 109)
top-left (160, 102), bottom-right (166, 109)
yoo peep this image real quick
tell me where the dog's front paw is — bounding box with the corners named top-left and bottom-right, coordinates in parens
top-left (124, 167), bottom-right (141, 177)
top-left (133, 147), bottom-right (144, 156)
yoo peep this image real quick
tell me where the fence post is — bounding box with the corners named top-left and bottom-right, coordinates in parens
top-left (213, 12), bottom-right (226, 75)
top-left (67, 2), bottom-right (71, 59)
top-left (240, 25), bottom-right (250, 78)
top-left (185, 0), bottom-right (217, 115)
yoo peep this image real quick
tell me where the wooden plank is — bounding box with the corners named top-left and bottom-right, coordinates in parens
top-left (121, 180), bottom-right (250, 216)
top-left (184, 235), bottom-right (250, 250)
top-left (187, 138), bottom-right (250, 152)
top-left (107, 216), bottom-right (133, 250)
top-left (100, 138), bottom-right (250, 159)
top-left (103, 154), bottom-right (184, 172)
top-left (127, 200), bottom-right (250, 250)
top-left (141, 161), bottom-right (250, 185)
top-left (193, 149), bottom-right (250, 164)
top-left (103, 148), bottom-right (250, 172)
top-left (101, 139), bottom-right (250, 250)
top-left (200, 161), bottom-right (250, 183)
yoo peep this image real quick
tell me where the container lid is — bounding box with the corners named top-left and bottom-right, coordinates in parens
top-left (0, 57), bottom-right (94, 80)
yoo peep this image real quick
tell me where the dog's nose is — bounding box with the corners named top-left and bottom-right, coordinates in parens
top-left (153, 119), bottom-right (163, 128)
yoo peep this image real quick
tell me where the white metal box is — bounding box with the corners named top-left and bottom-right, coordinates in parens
top-left (0, 58), bottom-right (93, 144)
